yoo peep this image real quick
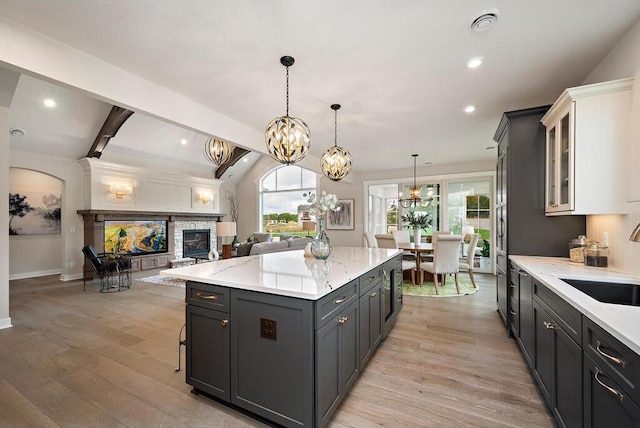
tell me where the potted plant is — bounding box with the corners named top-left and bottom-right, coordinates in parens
top-left (401, 210), bottom-right (432, 244)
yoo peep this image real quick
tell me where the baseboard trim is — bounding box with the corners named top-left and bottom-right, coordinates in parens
top-left (0, 317), bottom-right (13, 330)
top-left (9, 269), bottom-right (62, 280)
top-left (60, 273), bottom-right (83, 281)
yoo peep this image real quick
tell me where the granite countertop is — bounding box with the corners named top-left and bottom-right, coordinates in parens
top-left (161, 246), bottom-right (402, 301)
top-left (510, 255), bottom-right (640, 354)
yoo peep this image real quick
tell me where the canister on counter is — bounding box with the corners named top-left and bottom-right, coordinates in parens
top-left (568, 235), bottom-right (589, 263)
top-left (584, 242), bottom-right (608, 267)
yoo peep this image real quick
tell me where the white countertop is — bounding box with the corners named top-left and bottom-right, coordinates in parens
top-left (161, 246), bottom-right (402, 300)
top-left (510, 255), bottom-right (640, 354)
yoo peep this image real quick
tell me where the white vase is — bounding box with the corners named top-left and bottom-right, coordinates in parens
top-left (414, 228), bottom-right (421, 244)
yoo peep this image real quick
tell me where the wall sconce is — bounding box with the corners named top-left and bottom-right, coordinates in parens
top-left (109, 184), bottom-right (133, 199)
top-left (198, 192), bottom-right (213, 205)
top-left (630, 223), bottom-right (640, 242)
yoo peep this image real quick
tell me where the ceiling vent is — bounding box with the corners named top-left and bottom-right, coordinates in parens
top-left (9, 128), bottom-right (25, 137)
top-left (470, 9), bottom-right (500, 32)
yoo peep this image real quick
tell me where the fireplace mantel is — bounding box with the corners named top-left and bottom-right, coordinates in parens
top-left (77, 209), bottom-right (225, 222)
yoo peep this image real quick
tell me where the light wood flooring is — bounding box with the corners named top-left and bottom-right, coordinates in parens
top-left (0, 271), bottom-right (554, 427)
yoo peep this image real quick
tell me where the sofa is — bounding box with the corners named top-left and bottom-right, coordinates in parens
top-left (235, 232), bottom-right (311, 257)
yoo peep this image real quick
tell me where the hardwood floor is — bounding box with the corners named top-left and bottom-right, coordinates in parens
top-left (0, 271), bottom-right (553, 427)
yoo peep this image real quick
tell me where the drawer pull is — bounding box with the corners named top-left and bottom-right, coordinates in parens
top-left (509, 310), bottom-right (517, 316)
top-left (596, 340), bottom-right (626, 369)
top-left (543, 321), bottom-right (556, 330)
top-left (196, 292), bottom-right (218, 301)
top-left (510, 283), bottom-right (516, 288)
top-left (221, 319), bottom-right (229, 327)
top-left (334, 296), bottom-right (348, 304)
top-left (595, 367), bottom-right (624, 402)
top-left (518, 270), bottom-right (528, 277)
top-left (338, 316), bottom-right (349, 325)
top-left (367, 276), bottom-right (376, 283)
top-left (370, 291), bottom-right (378, 298)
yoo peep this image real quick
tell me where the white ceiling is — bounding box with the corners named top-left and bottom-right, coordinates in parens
top-left (3, 1), bottom-right (640, 175)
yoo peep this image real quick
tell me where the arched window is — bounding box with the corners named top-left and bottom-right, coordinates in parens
top-left (259, 165), bottom-right (316, 236)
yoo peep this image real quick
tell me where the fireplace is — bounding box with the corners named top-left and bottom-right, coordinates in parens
top-left (183, 229), bottom-right (211, 258)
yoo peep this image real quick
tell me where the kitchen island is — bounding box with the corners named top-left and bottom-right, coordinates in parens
top-left (162, 247), bottom-right (404, 428)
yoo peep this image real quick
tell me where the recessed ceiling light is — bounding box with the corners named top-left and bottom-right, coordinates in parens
top-left (243, 157), bottom-right (248, 162)
top-left (486, 146), bottom-right (496, 150)
top-left (470, 9), bottom-right (500, 32)
top-left (466, 57), bottom-right (484, 69)
top-left (43, 98), bottom-right (56, 108)
top-left (180, 139), bottom-right (188, 145)
top-left (424, 162), bottom-right (432, 165)
top-left (463, 105), bottom-right (476, 113)
top-left (10, 128), bottom-right (25, 137)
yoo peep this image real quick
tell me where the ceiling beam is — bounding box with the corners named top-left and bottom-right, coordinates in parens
top-left (86, 106), bottom-right (134, 158)
top-left (215, 147), bottom-right (250, 179)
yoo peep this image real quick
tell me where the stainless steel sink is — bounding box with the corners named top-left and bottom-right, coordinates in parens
top-left (560, 278), bottom-right (640, 306)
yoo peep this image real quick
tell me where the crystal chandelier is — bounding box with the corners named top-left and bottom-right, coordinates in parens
top-left (321, 104), bottom-right (352, 181)
top-left (265, 56), bottom-right (310, 165)
top-left (399, 154), bottom-right (432, 208)
top-left (203, 137), bottom-right (233, 166)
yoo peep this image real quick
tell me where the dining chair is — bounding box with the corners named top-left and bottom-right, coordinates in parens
top-left (431, 230), bottom-right (452, 248)
top-left (364, 231), bottom-right (377, 248)
top-left (392, 229), bottom-right (410, 245)
top-left (375, 234), bottom-right (417, 285)
top-left (459, 233), bottom-right (480, 288)
top-left (419, 235), bottom-right (462, 294)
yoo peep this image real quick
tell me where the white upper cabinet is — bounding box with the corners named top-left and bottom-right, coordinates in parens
top-left (541, 78), bottom-right (633, 216)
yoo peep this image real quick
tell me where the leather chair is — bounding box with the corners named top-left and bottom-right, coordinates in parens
top-left (82, 244), bottom-right (120, 291)
top-left (419, 235), bottom-right (463, 295)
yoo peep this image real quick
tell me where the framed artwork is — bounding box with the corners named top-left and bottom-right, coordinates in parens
top-left (327, 198), bottom-right (354, 230)
top-left (9, 168), bottom-right (62, 235)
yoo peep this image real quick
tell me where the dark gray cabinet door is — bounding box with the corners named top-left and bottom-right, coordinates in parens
top-left (316, 300), bottom-right (360, 428)
top-left (534, 300), bottom-right (583, 428)
top-left (185, 304), bottom-right (230, 401)
top-left (584, 354), bottom-right (640, 428)
top-left (534, 300), bottom-right (553, 404)
top-left (496, 264), bottom-right (508, 326)
top-left (519, 270), bottom-right (534, 366)
top-left (359, 281), bottom-right (383, 368)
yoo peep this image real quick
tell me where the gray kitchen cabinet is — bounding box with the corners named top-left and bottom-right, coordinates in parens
top-left (382, 257), bottom-right (403, 338)
top-left (186, 304), bottom-right (230, 401)
top-left (316, 300), bottom-right (359, 427)
top-left (359, 274), bottom-right (383, 368)
top-left (512, 264), bottom-right (534, 366)
top-left (493, 106), bottom-right (586, 330)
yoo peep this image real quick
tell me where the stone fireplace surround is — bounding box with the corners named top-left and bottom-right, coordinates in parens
top-left (77, 210), bottom-right (224, 273)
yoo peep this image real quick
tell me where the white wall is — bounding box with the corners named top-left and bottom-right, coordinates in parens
top-left (582, 17), bottom-right (640, 275)
top-left (9, 168), bottom-right (63, 279)
top-left (0, 107), bottom-right (11, 329)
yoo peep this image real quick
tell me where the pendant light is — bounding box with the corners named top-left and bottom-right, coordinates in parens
top-left (265, 56), bottom-right (310, 165)
top-left (399, 154), bottom-right (432, 208)
top-left (203, 137), bottom-right (233, 167)
top-left (321, 104), bottom-right (352, 181)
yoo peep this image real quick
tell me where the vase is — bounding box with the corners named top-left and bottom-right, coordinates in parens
top-left (414, 228), bottom-right (421, 244)
top-left (311, 218), bottom-right (332, 260)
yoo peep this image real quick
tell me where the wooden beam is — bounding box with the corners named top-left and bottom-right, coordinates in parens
top-left (86, 106), bottom-right (134, 158)
top-left (215, 147), bottom-right (250, 179)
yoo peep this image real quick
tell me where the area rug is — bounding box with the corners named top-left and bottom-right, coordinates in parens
top-left (403, 275), bottom-right (478, 297)
top-left (137, 275), bottom-right (186, 288)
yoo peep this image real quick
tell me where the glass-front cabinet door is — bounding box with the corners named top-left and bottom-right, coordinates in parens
top-left (545, 103), bottom-right (575, 214)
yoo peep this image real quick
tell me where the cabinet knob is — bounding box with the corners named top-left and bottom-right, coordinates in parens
top-left (367, 276), bottom-right (376, 283)
top-left (338, 316), bottom-right (349, 325)
top-left (370, 291), bottom-right (378, 298)
top-left (543, 321), bottom-right (556, 330)
top-left (509, 310), bottom-right (517, 316)
top-left (596, 340), bottom-right (626, 368)
top-left (221, 319), bottom-right (229, 327)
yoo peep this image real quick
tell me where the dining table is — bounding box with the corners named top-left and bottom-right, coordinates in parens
top-left (396, 242), bottom-right (434, 285)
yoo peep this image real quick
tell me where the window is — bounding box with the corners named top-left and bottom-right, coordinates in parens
top-left (259, 165), bottom-right (316, 236)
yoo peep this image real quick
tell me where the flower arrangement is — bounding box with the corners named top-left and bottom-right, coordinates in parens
top-left (401, 210), bottom-right (432, 231)
top-left (304, 191), bottom-right (340, 219)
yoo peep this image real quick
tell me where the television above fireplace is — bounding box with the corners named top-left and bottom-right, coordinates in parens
top-left (183, 229), bottom-right (211, 258)
top-left (104, 220), bottom-right (168, 256)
